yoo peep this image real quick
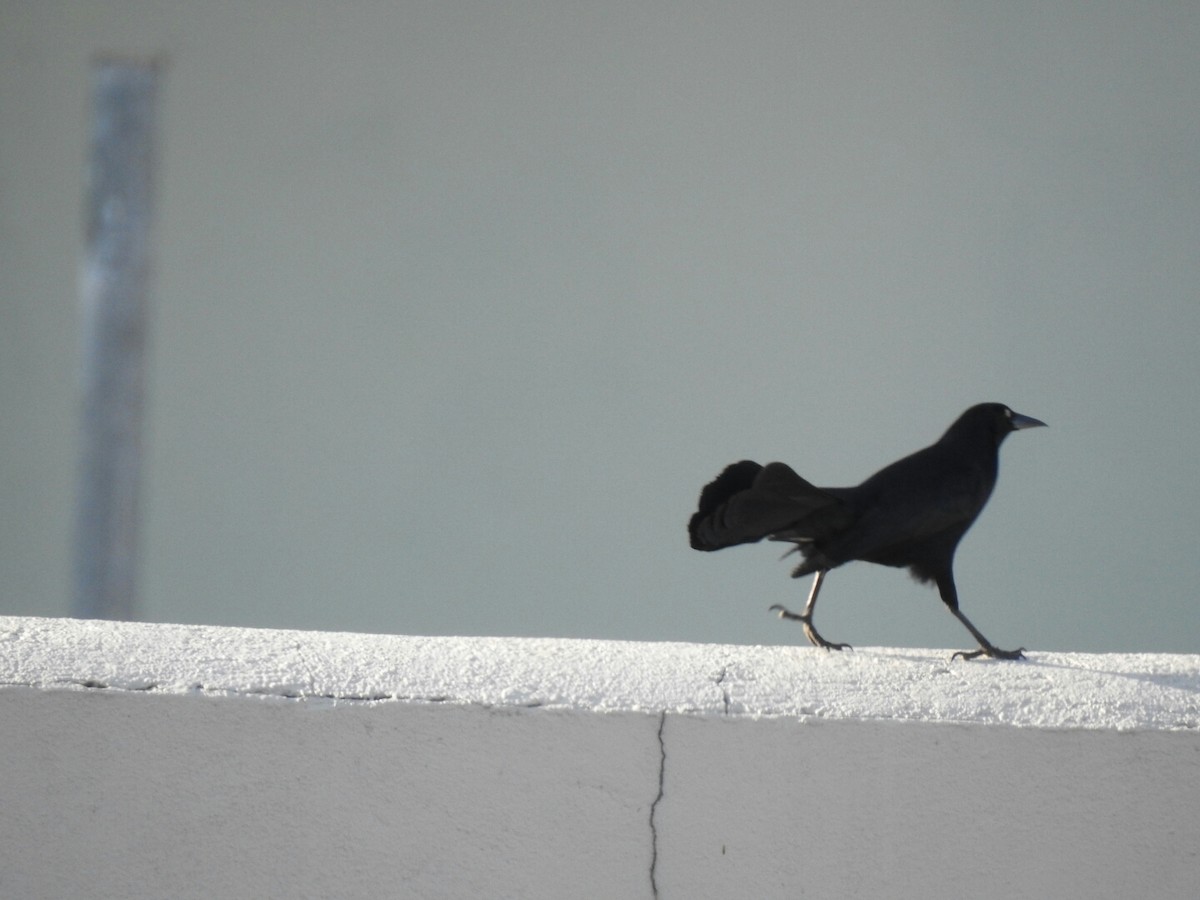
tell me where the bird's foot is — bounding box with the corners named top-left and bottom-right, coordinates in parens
top-left (769, 604), bottom-right (853, 652)
top-left (805, 628), bottom-right (853, 652)
top-left (951, 645), bottom-right (1026, 662)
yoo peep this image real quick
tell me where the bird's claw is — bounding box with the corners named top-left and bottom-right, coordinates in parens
top-left (806, 631), bottom-right (853, 652)
top-left (768, 604), bottom-right (852, 652)
top-left (952, 645), bottom-right (1026, 662)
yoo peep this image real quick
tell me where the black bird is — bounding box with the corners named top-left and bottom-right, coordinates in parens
top-left (688, 403), bottom-right (1046, 660)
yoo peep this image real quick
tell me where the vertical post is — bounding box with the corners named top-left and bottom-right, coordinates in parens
top-left (72, 58), bottom-right (162, 620)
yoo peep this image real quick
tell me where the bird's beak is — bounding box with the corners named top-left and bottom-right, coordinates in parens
top-left (1010, 411), bottom-right (1047, 430)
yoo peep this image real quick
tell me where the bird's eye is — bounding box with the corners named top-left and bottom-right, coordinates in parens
top-left (1004, 408), bottom-right (1013, 419)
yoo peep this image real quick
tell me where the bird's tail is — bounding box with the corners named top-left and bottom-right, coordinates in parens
top-left (688, 460), bottom-right (848, 552)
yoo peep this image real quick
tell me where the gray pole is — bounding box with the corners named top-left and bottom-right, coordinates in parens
top-left (72, 58), bottom-right (162, 620)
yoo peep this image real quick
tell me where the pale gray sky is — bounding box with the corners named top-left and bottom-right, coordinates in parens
top-left (3, 2), bottom-right (1198, 653)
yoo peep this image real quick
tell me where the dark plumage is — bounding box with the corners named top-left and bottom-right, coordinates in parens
top-left (688, 403), bottom-right (1046, 660)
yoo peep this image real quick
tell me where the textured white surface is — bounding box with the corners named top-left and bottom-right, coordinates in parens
top-left (4, 616), bottom-right (1200, 899)
top-left (2, 616), bottom-right (1197, 730)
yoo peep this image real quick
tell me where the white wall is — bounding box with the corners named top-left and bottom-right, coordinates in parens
top-left (2, 617), bottom-right (1199, 898)
top-left (1, 691), bottom-right (658, 898)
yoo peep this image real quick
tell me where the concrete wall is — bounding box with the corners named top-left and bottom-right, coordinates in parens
top-left (2, 617), bottom-right (1199, 898)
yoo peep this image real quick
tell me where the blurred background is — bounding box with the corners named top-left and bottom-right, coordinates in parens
top-left (3, 2), bottom-right (1198, 652)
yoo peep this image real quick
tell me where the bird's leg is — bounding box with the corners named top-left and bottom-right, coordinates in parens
top-left (769, 570), bottom-right (852, 651)
top-left (948, 608), bottom-right (1025, 661)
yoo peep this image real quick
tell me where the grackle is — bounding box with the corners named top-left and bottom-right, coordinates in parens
top-left (688, 403), bottom-right (1046, 660)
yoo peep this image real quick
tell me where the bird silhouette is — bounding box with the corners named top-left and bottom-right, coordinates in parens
top-left (688, 403), bottom-right (1046, 660)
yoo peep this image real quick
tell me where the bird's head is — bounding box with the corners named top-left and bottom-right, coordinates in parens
top-left (950, 403), bottom-right (1047, 445)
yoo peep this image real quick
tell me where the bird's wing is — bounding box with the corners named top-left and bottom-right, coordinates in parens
top-left (824, 466), bottom-right (990, 565)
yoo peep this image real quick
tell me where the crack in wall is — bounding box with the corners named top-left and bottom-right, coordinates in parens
top-left (22, 679), bottom-right (453, 705)
top-left (649, 710), bottom-right (666, 898)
